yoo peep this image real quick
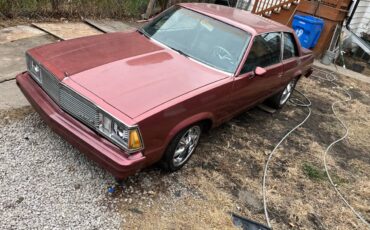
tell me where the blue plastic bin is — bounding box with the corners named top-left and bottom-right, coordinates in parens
top-left (292, 15), bottom-right (324, 49)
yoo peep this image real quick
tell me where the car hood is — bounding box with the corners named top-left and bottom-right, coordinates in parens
top-left (29, 31), bottom-right (228, 118)
top-left (29, 31), bottom-right (163, 78)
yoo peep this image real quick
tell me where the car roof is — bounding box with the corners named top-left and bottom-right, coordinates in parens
top-left (179, 3), bottom-right (293, 35)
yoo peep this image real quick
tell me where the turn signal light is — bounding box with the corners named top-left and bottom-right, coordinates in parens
top-left (128, 129), bottom-right (142, 150)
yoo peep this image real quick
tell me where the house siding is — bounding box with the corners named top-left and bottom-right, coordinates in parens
top-left (349, 0), bottom-right (370, 36)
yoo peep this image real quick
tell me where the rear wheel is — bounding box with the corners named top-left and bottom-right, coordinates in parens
top-left (161, 124), bottom-right (202, 172)
top-left (265, 78), bottom-right (297, 109)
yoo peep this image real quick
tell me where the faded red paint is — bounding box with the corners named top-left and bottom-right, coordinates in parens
top-left (16, 3), bottom-right (313, 179)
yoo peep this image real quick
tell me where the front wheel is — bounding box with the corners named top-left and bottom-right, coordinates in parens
top-left (161, 124), bottom-right (202, 172)
top-left (265, 78), bottom-right (298, 109)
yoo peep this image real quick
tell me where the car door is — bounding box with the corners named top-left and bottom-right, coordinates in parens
top-left (281, 32), bottom-right (301, 85)
top-left (229, 32), bottom-right (284, 114)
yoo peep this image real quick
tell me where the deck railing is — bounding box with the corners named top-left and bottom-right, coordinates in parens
top-left (252, 0), bottom-right (300, 16)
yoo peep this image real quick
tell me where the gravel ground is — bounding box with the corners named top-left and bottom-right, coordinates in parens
top-left (0, 112), bottom-right (122, 229)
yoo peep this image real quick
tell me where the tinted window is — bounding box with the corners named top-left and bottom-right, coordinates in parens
top-left (283, 33), bottom-right (298, 59)
top-left (241, 32), bottom-right (281, 74)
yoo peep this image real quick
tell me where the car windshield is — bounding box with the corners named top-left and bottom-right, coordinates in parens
top-left (140, 6), bottom-right (251, 73)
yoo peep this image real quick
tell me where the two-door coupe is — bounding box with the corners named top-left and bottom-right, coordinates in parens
top-left (16, 3), bottom-right (313, 180)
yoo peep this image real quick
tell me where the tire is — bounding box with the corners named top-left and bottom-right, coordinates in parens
top-left (161, 124), bottom-right (202, 172)
top-left (265, 77), bottom-right (298, 109)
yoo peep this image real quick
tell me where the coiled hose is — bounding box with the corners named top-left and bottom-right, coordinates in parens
top-left (262, 67), bottom-right (370, 229)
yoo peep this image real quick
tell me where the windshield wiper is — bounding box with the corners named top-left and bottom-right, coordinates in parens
top-left (137, 28), bottom-right (189, 58)
top-left (169, 46), bottom-right (189, 58)
top-left (137, 28), bottom-right (149, 38)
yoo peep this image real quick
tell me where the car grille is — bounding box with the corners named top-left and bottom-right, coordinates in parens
top-left (59, 85), bottom-right (98, 128)
top-left (42, 67), bottom-right (60, 103)
top-left (27, 54), bottom-right (98, 129)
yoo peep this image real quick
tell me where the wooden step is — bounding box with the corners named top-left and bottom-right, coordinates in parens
top-left (282, 3), bottom-right (291, 10)
top-left (273, 7), bottom-right (282, 14)
top-left (268, 1), bottom-right (299, 25)
top-left (293, 0), bottom-right (300, 5)
top-left (252, 0), bottom-right (300, 20)
top-left (264, 10), bottom-right (272, 17)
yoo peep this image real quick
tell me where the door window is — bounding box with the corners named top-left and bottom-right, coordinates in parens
top-left (283, 33), bottom-right (299, 60)
top-left (241, 32), bottom-right (281, 74)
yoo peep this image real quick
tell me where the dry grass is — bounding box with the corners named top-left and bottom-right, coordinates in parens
top-left (106, 71), bottom-right (370, 229)
top-left (0, 106), bottom-right (34, 124)
top-left (120, 170), bottom-right (236, 229)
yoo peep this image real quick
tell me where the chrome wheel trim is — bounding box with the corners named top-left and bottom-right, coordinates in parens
top-left (173, 126), bottom-right (201, 167)
top-left (280, 80), bottom-right (295, 105)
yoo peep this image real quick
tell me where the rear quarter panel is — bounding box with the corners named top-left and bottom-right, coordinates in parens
top-left (300, 47), bottom-right (314, 76)
top-left (293, 33), bottom-right (314, 77)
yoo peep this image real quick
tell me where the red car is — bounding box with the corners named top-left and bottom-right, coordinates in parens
top-left (16, 3), bottom-right (313, 180)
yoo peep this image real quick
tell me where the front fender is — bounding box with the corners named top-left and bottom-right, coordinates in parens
top-left (165, 112), bottom-right (215, 145)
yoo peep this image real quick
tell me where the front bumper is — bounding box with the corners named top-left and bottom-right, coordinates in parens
top-left (16, 72), bottom-right (146, 180)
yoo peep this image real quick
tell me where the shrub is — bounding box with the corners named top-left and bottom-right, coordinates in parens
top-left (0, 0), bottom-right (149, 19)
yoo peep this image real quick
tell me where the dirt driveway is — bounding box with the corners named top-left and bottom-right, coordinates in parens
top-left (0, 22), bottom-right (369, 229)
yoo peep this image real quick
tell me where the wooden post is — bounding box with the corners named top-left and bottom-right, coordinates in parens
top-left (252, 0), bottom-right (260, 13)
top-left (143, 0), bottom-right (156, 19)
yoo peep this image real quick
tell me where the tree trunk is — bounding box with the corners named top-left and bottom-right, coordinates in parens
top-left (50, 0), bottom-right (62, 12)
top-left (158, 0), bottom-right (169, 11)
top-left (144, 0), bottom-right (156, 19)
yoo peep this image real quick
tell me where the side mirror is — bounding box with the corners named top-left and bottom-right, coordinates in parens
top-left (254, 66), bottom-right (267, 76)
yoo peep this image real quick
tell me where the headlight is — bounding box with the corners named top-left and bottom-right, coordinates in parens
top-left (97, 112), bottom-right (143, 152)
top-left (26, 53), bottom-right (42, 84)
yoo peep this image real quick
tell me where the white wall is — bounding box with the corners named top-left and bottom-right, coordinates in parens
top-left (349, 0), bottom-right (370, 36)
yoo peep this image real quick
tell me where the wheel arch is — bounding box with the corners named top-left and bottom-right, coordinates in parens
top-left (164, 112), bottom-right (215, 147)
top-left (293, 69), bottom-right (303, 79)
